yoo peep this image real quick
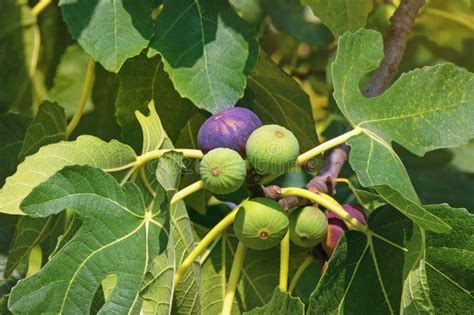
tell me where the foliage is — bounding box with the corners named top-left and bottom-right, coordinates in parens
top-left (0, 0), bottom-right (472, 314)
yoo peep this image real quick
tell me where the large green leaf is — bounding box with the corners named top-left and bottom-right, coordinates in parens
top-left (244, 288), bottom-right (304, 315)
top-left (115, 54), bottom-right (196, 150)
top-left (0, 0), bottom-right (39, 113)
top-left (18, 101), bottom-right (67, 161)
top-left (149, 0), bottom-right (258, 113)
top-left (247, 53), bottom-right (318, 151)
top-left (0, 135), bottom-right (136, 215)
top-left (332, 29), bottom-right (474, 201)
top-left (0, 113), bottom-right (31, 185)
top-left (424, 205), bottom-right (474, 313)
top-left (8, 165), bottom-right (169, 313)
top-left (59, 0), bottom-right (154, 72)
top-left (308, 205), bottom-right (423, 313)
top-left (303, 0), bottom-right (373, 37)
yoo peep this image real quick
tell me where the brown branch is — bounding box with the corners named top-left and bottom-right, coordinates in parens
top-left (363, 0), bottom-right (426, 97)
top-left (264, 0), bottom-right (425, 209)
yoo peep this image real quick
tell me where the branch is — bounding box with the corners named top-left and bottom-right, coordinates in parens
top-left (363, 0), bottom-right (426, 97)
top-left (264, 0), bottom-right (426, 208)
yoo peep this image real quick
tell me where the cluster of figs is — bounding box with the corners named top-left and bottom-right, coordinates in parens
top-left (197, 107), bottom-right (365, 253)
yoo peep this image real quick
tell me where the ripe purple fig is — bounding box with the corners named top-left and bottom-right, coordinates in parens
top-left (197, 107), bottom-right (262, 156)
top-left (322, 204), bottom-right (366, 256)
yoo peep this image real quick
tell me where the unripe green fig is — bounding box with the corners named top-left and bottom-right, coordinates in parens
top-left (233, 198), bottom-right (289, 250)
top-left (289, 206), bottom-right (328, 248)
top-left (199, 148), bottom-right (246, 194)
top-left (246, 125), bottom-right (300, 175)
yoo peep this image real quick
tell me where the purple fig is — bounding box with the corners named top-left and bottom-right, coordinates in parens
top-left (197, 107), bottom-right (262, 156)
top-left (322, 205), bottom-right (366, 256)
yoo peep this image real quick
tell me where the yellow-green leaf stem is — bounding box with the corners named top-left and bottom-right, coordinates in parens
top-left (281, 187), bottom-right (367, 233)
top-left (170, 180), bottom-right (205, 205)
top-left (174, 206), bottom-right (240, 286)
top-left (296, 128), bottom-right (362, 165)
top-left (289, 255), bottom-right (313, 294)
top-left (222, 241), bottom-right (247, 315)
top-left (31, 0), bottom-right (52, 17)
top-left (65, 58), bottom-right (96, 137)
top-left (104, 149), bottom-right (203, 173)
top-left (279, 231), bottom-right (290, 292)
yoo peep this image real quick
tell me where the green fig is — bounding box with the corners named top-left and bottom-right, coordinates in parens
top-left (233, 198), bottom-right (289, 250)
top-left (246, 125), bottom-right (300, 175)
top-left (289, 206), bottom-right (328, 248)
top-left (199, 148), bottom-right (246, 194)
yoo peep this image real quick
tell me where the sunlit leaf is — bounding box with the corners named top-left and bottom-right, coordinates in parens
top-left (8, 165), bottom-right (169, 313)
top-left (149, 0), bottom-right (258, 113)
top-left (332, 29), bottom-right (474, 202)
top-left (0, 135), bottom-right (136, 215)
top-left (59, 0), bottom-right (154, 72)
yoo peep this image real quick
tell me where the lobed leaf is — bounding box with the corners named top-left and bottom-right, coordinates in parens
top-left (308, 205), bottom-right (423, 313)
top-left (0, 135), bottom-right (137, 215)
top-left (8, 165), bottom-right (169, 314)
top-left (333, 29), bottom-right (474, 202)
top-left (149, 0), bottom-right (258, 113)
top-left (59, 0), bottom-right (154, 72)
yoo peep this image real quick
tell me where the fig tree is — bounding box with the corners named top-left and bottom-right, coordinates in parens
top-left (233, 198), bottom-right (289, 250)
top-left (289, 206), bottom-right (328, 248)
top-left (322, 204), bottom-right (366, 256)
top-left (197, 107), bottom-right (262, 156)
top-left (199, 148), bottom-right (247, 194)
top-left (246, 125), bottom-right (300, 174)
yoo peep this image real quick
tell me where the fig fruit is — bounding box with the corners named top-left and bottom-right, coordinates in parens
top-left (233, 198), bottom-right (289, 250)
top-left (289, 206), bottom-right (328, 248)
top-left (322, 204), bottom-right (366, 256)
top-left (199, 148), bottom-right (247, 194)
top-left (197, 107), bottom-right (262, 156)
top-left (246, 125), bottom-right (300, 174)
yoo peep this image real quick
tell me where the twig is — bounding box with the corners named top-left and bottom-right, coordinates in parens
top-left (265, 0), bottom-right (426, 207)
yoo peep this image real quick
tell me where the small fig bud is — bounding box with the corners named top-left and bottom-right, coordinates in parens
top-left (289, 206), bottom-right (328, 248)
top-left (197, 107), bottom-right (262, 156)
top-left (246, 125), bottom-right (300, 175)
top-left (199, 148), bottom-right (246, 194)
top-left (233, 198), bottom-right (289, 250)
top-left (322, 204), bottom-right (366, 256)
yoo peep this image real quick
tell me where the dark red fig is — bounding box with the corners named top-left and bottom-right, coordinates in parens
top-left (322, 204), bottom-right (366, 256)
top-left (197, 107), bottom-right (262, 156)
